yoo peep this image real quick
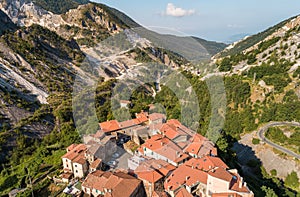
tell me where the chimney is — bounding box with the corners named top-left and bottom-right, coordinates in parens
top-left (186, 176), bottom-right (190, 181)
top-left (239, 177), bottom-right (243, 188)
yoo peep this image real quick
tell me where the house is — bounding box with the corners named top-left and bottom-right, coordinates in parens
top-left (138, 134), bottom-right (190, 166)
top-left (89, 158), bottom-right (102, 173)
top-left (184, 156), bottom-right (228, 172)
top-left (174, 187), bottom-right (193, 197)
top-left (99, 120), bottom-right (121, 133)
top-left (85, 135), bottom-right (117, 163)
top-left (159, 120), bottom-right (189, 143)
top-left (134, 111), bottom-right (149, 124)
top-left (62, 144), bottom-right (88, 178)
top-left (82, 170), bottom-right (146, 197)
top-left (134, 159), bottom-right (176, 197)
top-left (207, 168), bottom-right (254, 197)
top-left (164, 157), bottom-right (253, 197)
top-left (164, 164), bottom-right (208, 197)
top-left (149, 113), bottom-right (166, 125)
top-left (184, 134), bottom-right (218, 158)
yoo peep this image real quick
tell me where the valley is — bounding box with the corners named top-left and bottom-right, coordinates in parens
top-left (0, 0), bottom-right (299, 196)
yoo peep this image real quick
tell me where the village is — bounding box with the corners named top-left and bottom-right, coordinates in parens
top-left (58, 108), bottom-right (254, 197)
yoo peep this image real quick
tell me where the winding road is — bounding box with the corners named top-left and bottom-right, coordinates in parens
top-left (257, 121), bottom-right (300, 160)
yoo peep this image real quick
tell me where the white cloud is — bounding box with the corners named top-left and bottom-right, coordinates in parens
top-left (165, 3), bottom-right (195, 17)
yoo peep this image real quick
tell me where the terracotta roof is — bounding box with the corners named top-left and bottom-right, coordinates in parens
top-left (185, 156), bottom-right (229, 172)
top-left (164, 164), bottom-right (208, 191)
top-left (136, 170), bottom-right (163, 183)
top-left (134, 111), bottom-right (149, 124)
top-left (73, 156), bottom-right (86, 165)
top-left (191, 133), bottom-right (207, 142)
top-left (119, 119), bottom-right (137, 128)
top-left (82, 170), bottom-right (142, 197)
top-left (135, 159), bottom-right (176, 178)
top-left (61, 173), bottom-right (73, 179)
top-left (67, 144), bottom-right (77, 152)
top-left (184, 134), bottom-right (217, 157)
top-left (167, 119), bottom-right (195, 136)
top-left (152, 191), bottom-right (169, 197)
top-left (99, 120), bottom-right (120, 133)
top-left (175, 187), bottom-right (193, 197)
top-left (90, 158), bottom-right (102, 169)
top-left (160, 124), bottom-right (181, 139)
top-left (212, 193), bottom-right (242, 197)
top-left (62, 144), bottom-right (87, 162)
top-left (141, 135), bottom-right (189, 163)
top-left (208, 167), bottom-right (233, 182)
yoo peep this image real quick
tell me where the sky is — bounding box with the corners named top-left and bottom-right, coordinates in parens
top-left (92, 0), bottom-right (300, 43)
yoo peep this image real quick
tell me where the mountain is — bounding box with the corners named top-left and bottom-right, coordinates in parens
top-left (0, 0), bottom-right (228, 195)
top-left (211, 14), bottom-right (300, 195)
top-left (217, 15), bottom-right (298, 57)
top-left (0, 9), bottom-right (16, 35)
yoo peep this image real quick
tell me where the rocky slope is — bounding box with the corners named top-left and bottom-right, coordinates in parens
top-left (0, 0), bottom-right (226, 161)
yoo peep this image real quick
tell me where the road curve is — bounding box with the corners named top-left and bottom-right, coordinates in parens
top-left (257, 121), bottom-right (300, 160)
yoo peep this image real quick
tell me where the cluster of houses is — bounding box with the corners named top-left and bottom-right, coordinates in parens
top-left (61, 111), bottom-right (254, 197)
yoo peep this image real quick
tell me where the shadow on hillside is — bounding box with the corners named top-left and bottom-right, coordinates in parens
top-left (232, 142), bottom-right (298, 197)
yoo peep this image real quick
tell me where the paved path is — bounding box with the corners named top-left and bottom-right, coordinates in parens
top-left (257, 121), bottom-right (300, 160)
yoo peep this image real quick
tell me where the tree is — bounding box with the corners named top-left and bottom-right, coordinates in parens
top-left (285, 171), bottom-right (300, 190)
top-left (261, 186), bottom-right (278, 197)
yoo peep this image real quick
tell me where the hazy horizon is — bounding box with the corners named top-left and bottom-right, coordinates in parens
top-left (92, 0), bottom-right (300, 43)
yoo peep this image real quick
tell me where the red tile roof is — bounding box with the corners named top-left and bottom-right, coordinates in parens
top-left (152, 191), bottom-right (169, 197)
top-left (175, 187), bottom-right (193, 197)
top-left (99, 120), bottom-right (120, 133)
top-left (119, 119), bottom-right (137, 128)
top-left (66, 144), bottom-right (78, 152)
top-left (136, 170), bottom-right (163, 183)
top-left (134, 111), bottom-right (149, 124)
top-left (185, 156), bottom-right (229, 172)
top-left (140, 135), bottom-right (188, 164)
top-left (82, 170), bottom-right (142, 197)
top-left (62, 144), bottom-right (87, 162)
top-left (185, 134), bottom-right (217, 157)
top-left (212, 193), bottom-right (242, 197)
top-left (164, 164), bottom-right (208, 191)
top-left (208, 167), bottom-right (233, 182)
top-left (61, 173), bottom-right (73, 180)
top-left (90, 158), bottom-right (102, 169)
top-left (135, 159), bottom-right (176, 178)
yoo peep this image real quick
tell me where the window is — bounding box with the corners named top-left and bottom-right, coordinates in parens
top-left (75, 170), bottom-right (78, 173)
